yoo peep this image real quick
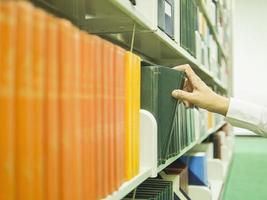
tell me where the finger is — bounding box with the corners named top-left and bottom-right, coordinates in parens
top-left (184, 100), bottom-right (190, 108)
top-left (173, 64), bottom-right (199, 86)
top-left (183, 79), bottom-right (193, 92)
top-left (172, 89), bottom-right (195, 102)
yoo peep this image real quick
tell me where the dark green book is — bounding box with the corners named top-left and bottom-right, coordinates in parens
top-left (141, 66), bottom-right (185, 165)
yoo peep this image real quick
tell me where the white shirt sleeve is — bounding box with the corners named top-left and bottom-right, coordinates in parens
top-left (225, 97), bottom-right (267, 137)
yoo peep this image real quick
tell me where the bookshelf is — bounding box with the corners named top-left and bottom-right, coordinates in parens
top-left (12, 0), bottom-right (233, 199)
top-left (31, 0), bottom-right (228, 93)
top-left (104, 111), bottom-right (228, 200)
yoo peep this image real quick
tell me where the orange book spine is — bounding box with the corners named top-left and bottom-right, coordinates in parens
top-left (71, 27), bottom-right (82, 200)
top-left (106, 42), bottom-right (115, 194)
top-left (14, 2), bottom-right (34, 200)
top-left (58, 19), bottom-right (74, 200)
top-left (0, 2), bottom-right (16, 200)
top-left (82, 33), bottom-right (97, 199)
top-left (94, 36), bottom-right (104, 198)
top-left (80, 32), bottom-right (88, 200)
top-left (114, 46), bottom-right (126, 188)
top-left (101, 40), bottom-right (110, 197)
top-left (44, 14), bottom-right (59, 200)
top-left (32, 8), bottom-right (46, 200)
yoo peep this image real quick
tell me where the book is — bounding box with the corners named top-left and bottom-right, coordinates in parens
top-left (81, 34), bottom-right (99, 198)
top-left (141, 65), bottom-right (185, 165)
top-left (58, 18), bottom-right (74, 200)
top-left (114, 46), bottom-right (126, 189)
top-left (71, 27), bottom-right (82, 200)
top-left (14, 2), bottom-right (34, 199)
top-left (174, 0), bottom-right (180, 43)
top-left (125, 52), bottom-right (141, 180)
top-left (158, 0), bottom-right (175, 38)
top-left (32, 8), bottom-right (46, 200)
top-left (93, 35), bottom-right (104, 199)
top-left (180, 0), bottom-right (197, 57)
top-left (181, 152), bottom-right (208, 186)
top-left (102, 39), bottom-right (116, 194)
top-left (44, 14), bottom-right (60, 200)
top-left (132, 53), bottom-right (141, 176)
top-left (125, 178), bottom-right (173, 200)
top-left (0, 2), bottom-right (16, 200)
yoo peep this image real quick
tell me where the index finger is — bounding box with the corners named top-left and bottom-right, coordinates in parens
top-left (172, 64), bottom-right (199, 86)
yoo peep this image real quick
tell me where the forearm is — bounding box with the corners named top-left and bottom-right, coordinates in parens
top-left (205, 93), bottom-right (230, 116)
top-left (225, 98), bottom-right (267, 136)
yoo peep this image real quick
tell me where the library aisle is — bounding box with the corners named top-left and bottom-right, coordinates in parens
top-left (222, 137), bottom-right (267, 200)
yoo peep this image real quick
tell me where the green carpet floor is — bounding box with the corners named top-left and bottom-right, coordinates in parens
top-left (222, 136), bottom-right (267, 200)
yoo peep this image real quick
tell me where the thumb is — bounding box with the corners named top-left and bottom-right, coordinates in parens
top-left (172, 89), bottom-right (194, 102)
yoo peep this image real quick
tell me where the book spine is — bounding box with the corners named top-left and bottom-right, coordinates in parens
top-left (125, 52), bottom-right (134, 180)
top-left (82, 33), bottom-right (97, 199)
top-left (44, 14), bottom-right (59, 200)
top-left (106, 42), bottom-right (115, 193)
top-left (0, 2), bottom-right (16, 200)
top-left (32, 8), bottom-right (46, 200)
top-left (101, 40), bottom-right (109, 196)
top-left (58, 19), bottom-right (74, 200)
top-left (152, 68), bottom-right (160, 165)
top-left (94, 36), bottom-right (104, 199)
top-left (15, 2), bottom-right (34, 200)
top-left (114, 46), bottom-right (126, 188)
top-left (133, 54), bottom-right (141, 176)
top-left (71, 27), bottom-right (82, 200)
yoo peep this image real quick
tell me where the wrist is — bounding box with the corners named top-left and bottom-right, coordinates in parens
top-left (208, 94), bottom-right (230, 116)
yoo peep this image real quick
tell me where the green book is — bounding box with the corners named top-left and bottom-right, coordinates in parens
top-left (141, 66), bottom-right (185, 165)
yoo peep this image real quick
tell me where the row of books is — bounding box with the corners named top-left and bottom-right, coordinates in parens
top-left (159, 127), bottom-right (231, 200)
top-left (124, 178), bottom-right (173, 200)
top-left (34, 0), bottom-right (229, 86)
top-left (203, 0), bottom-right (231, 50)
top-left (0, 1), bottom-right (141, 200)
top-left (140, 65), bottom-right (225, 166)
top-left (180, 0), bottom-right (198, 57)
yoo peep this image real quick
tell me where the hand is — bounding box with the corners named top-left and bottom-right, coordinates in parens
top-left (171, 64), bottom-right (230, 116)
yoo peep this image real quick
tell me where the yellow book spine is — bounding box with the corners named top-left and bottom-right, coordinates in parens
top-left (125, 52), bottom-right (133, 180)
top-left (134, 54), bottom-right (141, 176)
